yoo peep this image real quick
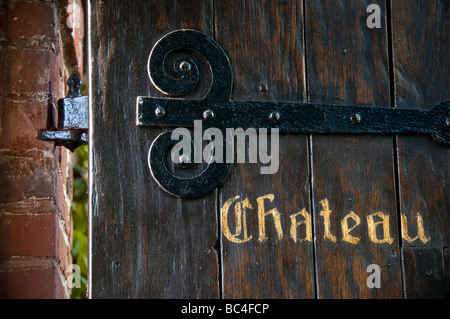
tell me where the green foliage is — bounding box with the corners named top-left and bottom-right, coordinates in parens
top-left (70, 145), bottom-right (88, 299)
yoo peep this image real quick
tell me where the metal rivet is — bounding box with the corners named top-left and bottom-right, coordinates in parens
top-left (155, 106), bottom-right (165, 118)
top-left (175, 153), bottom-right (191, 168)
top-left (203, 109), bottom-right (215, 120)
top-left (259, 83), bottom-right (268, 93)
top-left (351, 113), bottom-right (361, 124)
top-left (446, 118), bottom-right (450, 127)
top-left (269, 111), bottom-right (280, 122)
top-left (179, 154), bottom-right (190, 163)
top-left (179, 61), bottom-right (191, 72)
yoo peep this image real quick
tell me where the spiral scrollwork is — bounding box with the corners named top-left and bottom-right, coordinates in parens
top-left (146, 30), bottom-right (233, 198)
top-left (148, 29), bottom-right (232, 101)
top-left (148, 131), bottom-right (232, 198)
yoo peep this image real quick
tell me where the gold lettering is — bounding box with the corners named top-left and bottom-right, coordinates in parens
top-left (221, 196), bottom-right (253, 244)
top-left (233, 198), bottom-right (253, 242)
top-left (367, 211), bottom-right (394, 244)
top-left (290, 208), bottom-right (312, 243)
top-left (221, 195), bottom-right (432, 246)
top-left (401, 213), bottom-right (430, 244)
top-left (257, 194), bottom-right (283, 242)
top-left (341, 211), bottom-right (361, 244)
top-left (319, 199), bottom-right (337, 243)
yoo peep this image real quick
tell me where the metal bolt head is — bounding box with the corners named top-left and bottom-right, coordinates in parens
top-left (180, 154), bottom-right (190, 164)
top-left (179, 61), bottom-right (192, 72)
top-left (269, 111), bottom-right (280, 122)
top-left (175, 153), bottom-right (191, 169)
top-left (155, 106), bottom-right (165, 118)
top-left (259, 83), bottom-right (268, 93)
top-left (351, 113), bottom-right (361, 124)
top-left (203, 109), bottom-right (215, 121)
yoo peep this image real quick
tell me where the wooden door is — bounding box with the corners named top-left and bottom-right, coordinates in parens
top-left (89, 0), bottom-right (449, 298)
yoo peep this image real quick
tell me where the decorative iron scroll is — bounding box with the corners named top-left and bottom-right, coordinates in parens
top-left (137, 30), bottom-right (450, 198)
top-left (141, 29), bottom-right (233, 198)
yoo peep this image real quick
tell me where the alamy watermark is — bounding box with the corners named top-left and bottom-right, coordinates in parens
top-left (366, 263), bottom-right (381, 289)
top-left (67, 264), bottom-right (81, 289)
top-left (171, 120), bottom-right (280, 175)
top-left (366, 4), bottom-right (381, 29)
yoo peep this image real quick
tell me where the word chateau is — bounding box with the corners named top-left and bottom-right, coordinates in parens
top-left (221, 194), bottom-right (430, 245)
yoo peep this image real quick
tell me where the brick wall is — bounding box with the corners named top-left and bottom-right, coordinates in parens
top-left (0, 0), bottom-right (84, 298)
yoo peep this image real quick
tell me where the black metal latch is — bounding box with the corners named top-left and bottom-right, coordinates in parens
top-left (38, 74), bottom-right (88, 152)
top-left (136, 30), bottom-right (450, 198)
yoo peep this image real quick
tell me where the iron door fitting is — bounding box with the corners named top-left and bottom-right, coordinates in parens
top-left (38, 74), bottom-right (88, 152)
top-left (136, 30), bottom-right (450, 198)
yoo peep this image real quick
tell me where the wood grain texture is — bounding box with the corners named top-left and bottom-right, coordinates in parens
top-left (89, 0), bottom-right (219, 298)
top-left (444, 248), bottom-right (450, 297)
top-left (215, 0), bottom-right (314, 298)
top-left (402, 247), bottom-right (446, 298)
top-left (305, 0), bottom-right (402, 298)
top-left (88, 0), bottom-right (449, 299)
top-left (392, 0), bottom-right (450, 249)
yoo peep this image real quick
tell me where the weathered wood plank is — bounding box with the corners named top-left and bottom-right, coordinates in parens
top-left (88, 0), bottom-right (449, 299)
top-left (402, 247), bottom-right (446, 298)
top-left (392, 0), bottom-right (450, 249)
top-left (444, 248), bottom-right (450, 298)
top-left (89, 0), bottom-right (219, 298)
top-left (305, 0), bottom-right (403, 298)
top-left (215, 0), bottom-right (315, 298)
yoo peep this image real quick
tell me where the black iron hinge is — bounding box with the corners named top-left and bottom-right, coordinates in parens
top-left (136, 29), bottom-right (450, 198)
top-left (38, 74), bottom-right (88, 152)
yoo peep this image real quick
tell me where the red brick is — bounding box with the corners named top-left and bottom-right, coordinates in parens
top-left (0, 0), bottom-right (84, 299)
top-left (0, 159), bottom-right (54, 203)
top-left (0, 198), bottom-right (54, 215)
top-left (53, 149), bottom-right (74, 278)
top-left (54, 147), bottom-right (73, 232)
top-left (59, 0), bottom-right (84, 76)
top-left (56, 222), bottom-right (73, 277)
top-left (55, 175), bottom-right (72, 236)
top-left (0, 100), bottom-right (58, 202)
top-left (69, 0), bottom-right (85, 74)
top-left (0, 267), bottom-right (65, 299)
top-left (0, 213), bottom-right (57, 258)
top-left (0, 101), bottom-right (54, 150)
top-left (0, 2), bottom-right (57, 40)
top-left (0, 47), bottom-right (62, 97)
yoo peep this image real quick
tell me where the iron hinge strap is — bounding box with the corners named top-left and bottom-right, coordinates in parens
top-left (136, 29), bottom-right (450, 198)
top-left (137, 97), bottom-right (450, 144)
